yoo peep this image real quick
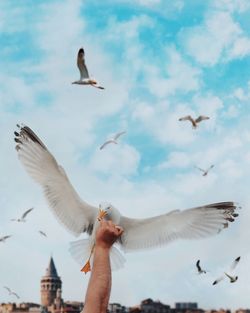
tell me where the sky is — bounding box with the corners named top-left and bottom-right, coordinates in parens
top-left (0, 0), bottom-right (250, 310)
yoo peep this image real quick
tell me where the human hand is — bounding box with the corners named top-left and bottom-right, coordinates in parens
top-left (95, 220), bottom-right (123, 250)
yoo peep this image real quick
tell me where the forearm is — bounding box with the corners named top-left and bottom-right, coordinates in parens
top-left (83, 246), bottom-right (111, 313)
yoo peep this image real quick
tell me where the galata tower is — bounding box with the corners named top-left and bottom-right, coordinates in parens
top-left (40, 257), bottom-right (62, 307)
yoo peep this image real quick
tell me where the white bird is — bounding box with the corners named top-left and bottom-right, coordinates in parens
top-left (4, 286), bottom-right (20, 299)
top-left (10, 207), bottom-right (34, 222)
top-left (38, 230), bottom-right (47, 238)
top-left (100, 131), bottom-right (126, 150)
top-left (195, 165), bottom-right (215, 176)
top-left (72, 48), bottom-right (104, 90)
top-left (14, 125), bottom-right (239, 273)
top-left (179, 115), bottom-right (210, 129)
top-left (196, 260), bottom-right (207, 274)
top-left (213, 256), bottom-right (240, 285)
top-left (0, 235), bottom-right (12, 243)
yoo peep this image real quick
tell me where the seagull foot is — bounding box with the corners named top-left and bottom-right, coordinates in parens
top-left (81, 260), bottom-right (91, 274)
top-left (98, 209), bottom-right (107, 221)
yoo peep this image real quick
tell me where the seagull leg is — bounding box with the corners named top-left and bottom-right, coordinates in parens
top-left (81, 210), bottom-right (107, 274)
top-left (81, 245), bottom-right (95, 274)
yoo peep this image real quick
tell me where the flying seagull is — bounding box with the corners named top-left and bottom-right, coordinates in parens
top-left (10, 207), bottom-right (34, 222)
top-left (100, 131), bottom-right (126, 150)
top-left (213, 256), bottom-right (240, 285)
top-left (4, 286), bottom-right (20, 299)
top-left (195, 165), bottom-right (215, 176)
top-left (0, 235), bottom-right (12, 243)
top-left (72, 48), bottom-right (104, 89)
top-left (196, 260), bottom-right (207, 274)
top-left (38, 230), bottom-right (47, 238)
top-left (179, 115), bottom-right (210, 129)
top-left (14, 125), bottom-right (239, 273)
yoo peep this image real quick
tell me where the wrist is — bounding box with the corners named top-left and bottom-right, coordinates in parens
top-left (95, 243), bottom-right (111, 252)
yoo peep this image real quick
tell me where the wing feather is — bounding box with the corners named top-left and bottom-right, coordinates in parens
top-left (119, 202), bottom-right (238, 252)
top-left (14, 125), bottom-right (98, 236)
top-left (77, 48), bottom-right (89, 80)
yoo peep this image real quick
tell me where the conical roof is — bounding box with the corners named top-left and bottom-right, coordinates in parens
top-left (45, 257), bottom-right (59, 277)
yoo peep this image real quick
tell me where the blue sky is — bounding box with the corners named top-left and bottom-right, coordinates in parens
top-left (1, 0), bottom-right (250, 310)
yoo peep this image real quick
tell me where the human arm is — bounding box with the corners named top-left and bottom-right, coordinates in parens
top-left (83, 220), bottom-right (123, 313)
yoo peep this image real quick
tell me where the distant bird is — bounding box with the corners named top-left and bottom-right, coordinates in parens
top-left (4, 287), bottom-right (20, 299)
top-left (196, 260), bottom-right (207, 274)
top-left (100, 131), bottom-right (126, 150)
top-left (0, 235), bottom-right (12, 243)
top-left (179, 115), bottom-right (210, 129)
top-left (10, 207), bottom-right (34, 222)
top-left (14, 124), bottom-right (240, 274)
top-left (195, 165), bottom-right (215, 176)
top-left (72, 48), bottom-right (104, 89)
top-left (38, 230), bottom-right (47, 238)
top-left (213, 256), bottom-right (240, 285)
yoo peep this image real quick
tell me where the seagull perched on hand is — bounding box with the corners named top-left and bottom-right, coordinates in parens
top-left (213, 256), bottom-right (240, 285)
top-left (196, 260), bottom-right (207, 274)
top-left (10, 207), bottom-right (34, 222)
top-left (4, 287), bottom-right (20, 299)
top-left (100, 131), bottom-right (126, 150)
top-left (14, 124), bottom-right (240, 274)
top-left (179, 115), bottom-right (210, 129)
top-left (195, 165), bottom-right (215, 176)
top-left (72, 48), bottom-right (104, 89)
top-left (0, 235), bottom-right (12, 243)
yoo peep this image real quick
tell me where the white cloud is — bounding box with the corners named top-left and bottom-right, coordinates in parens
top-left (146, 46), bottom-right (201, 98)
top-left (181, 11), bottom-right (242, 66)
top-left (157, 152), bottom-right (191, 170)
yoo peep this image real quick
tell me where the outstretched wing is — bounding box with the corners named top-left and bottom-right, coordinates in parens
top-left (2, 235), bottom-right (12, 241)
top-left (4, 286), bottom-right (11, 293)
top-left (77, 48), bottom-right (89, 80)
top-left (14, 125), bottom-right (98, 236)
top-left (206, 165), bottom-right (215, 172)
top-left (230, 256), bottom-right (240, 271)
top-left (39, 230), bottom-right (47, 237)
top-left (213, 275), bottom-right (225, 285)
top-left (22, 207), bottom-right (34, 219)
top-left (119, 202), bottom-right (238, 252)
top-left (12, 292), bottom-right (20, 299)
top-left (179, 115), bottom-right (194, 123)
top-left (196, 260), bottom-right (202, 272)
top-left (100, 140), bottom-right (114, 150)
top-left (114, 131), bottom-right (126, 140)
top-left (195, 116), bottom-right (210, 123)
top-left (195, 166), bottom-right (205, 173)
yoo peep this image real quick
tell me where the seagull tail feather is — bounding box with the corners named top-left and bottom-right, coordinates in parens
top-left (69, 239), bottom-right (125, 271)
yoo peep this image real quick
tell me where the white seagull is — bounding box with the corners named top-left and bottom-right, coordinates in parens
top-left (10, 207), bottom-right (34, 222)
top-left (213, 256), bottom-right (240, 285)
top-left (4, 286), bottom-right (20, 299)
top-left (195, 165), bottom-right (215, 176)
top-left (196, 260), bottom-right (207, 274)
top-left (100, 131), bottom-right (126, 150)
top-left (14, 125), bottom-right (239, 273)
top-left (179, 115), bottom-right (210, 129)
top-left (72, 48), bottom-right (104, 89)
top-left (0, 235), bottom-right (12, 243)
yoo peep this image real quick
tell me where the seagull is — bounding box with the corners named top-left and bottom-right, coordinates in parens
top-left (38, 230), bottom-right (47, 238)
top-left (0, 235), bottom-right (12, 243)
top-left (4, 286), bottom-right (20, 299)
top-left (10, 207), bottom-right (34, 222)
top-left (14, 124), bottom-right (240, 274)
top-left (195, 165), bottom-right (215, 176)
top-left (196, 260), bottom-right (207, 274)
top-left (72, 48), bottom-right (104, 90)
top-left (213, 256), bottom-right (240, 285)
top-left (100, 131), bottom-right (126, 150)
top-left (179, 115), bottom-right (210, 129)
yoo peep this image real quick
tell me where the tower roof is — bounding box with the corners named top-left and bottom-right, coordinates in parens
top-left (45, 257), bottom-right (59, 277)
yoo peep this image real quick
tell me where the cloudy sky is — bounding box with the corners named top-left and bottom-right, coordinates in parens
top-left (1, 0), bottom-right (250, 310)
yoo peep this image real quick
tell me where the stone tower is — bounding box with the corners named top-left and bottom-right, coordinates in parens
top-left (41, 257), bottom-right (62, 307)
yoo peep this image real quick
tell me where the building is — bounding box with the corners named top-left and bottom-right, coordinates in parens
top-left (140, 299), bottom-right (170, 313)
